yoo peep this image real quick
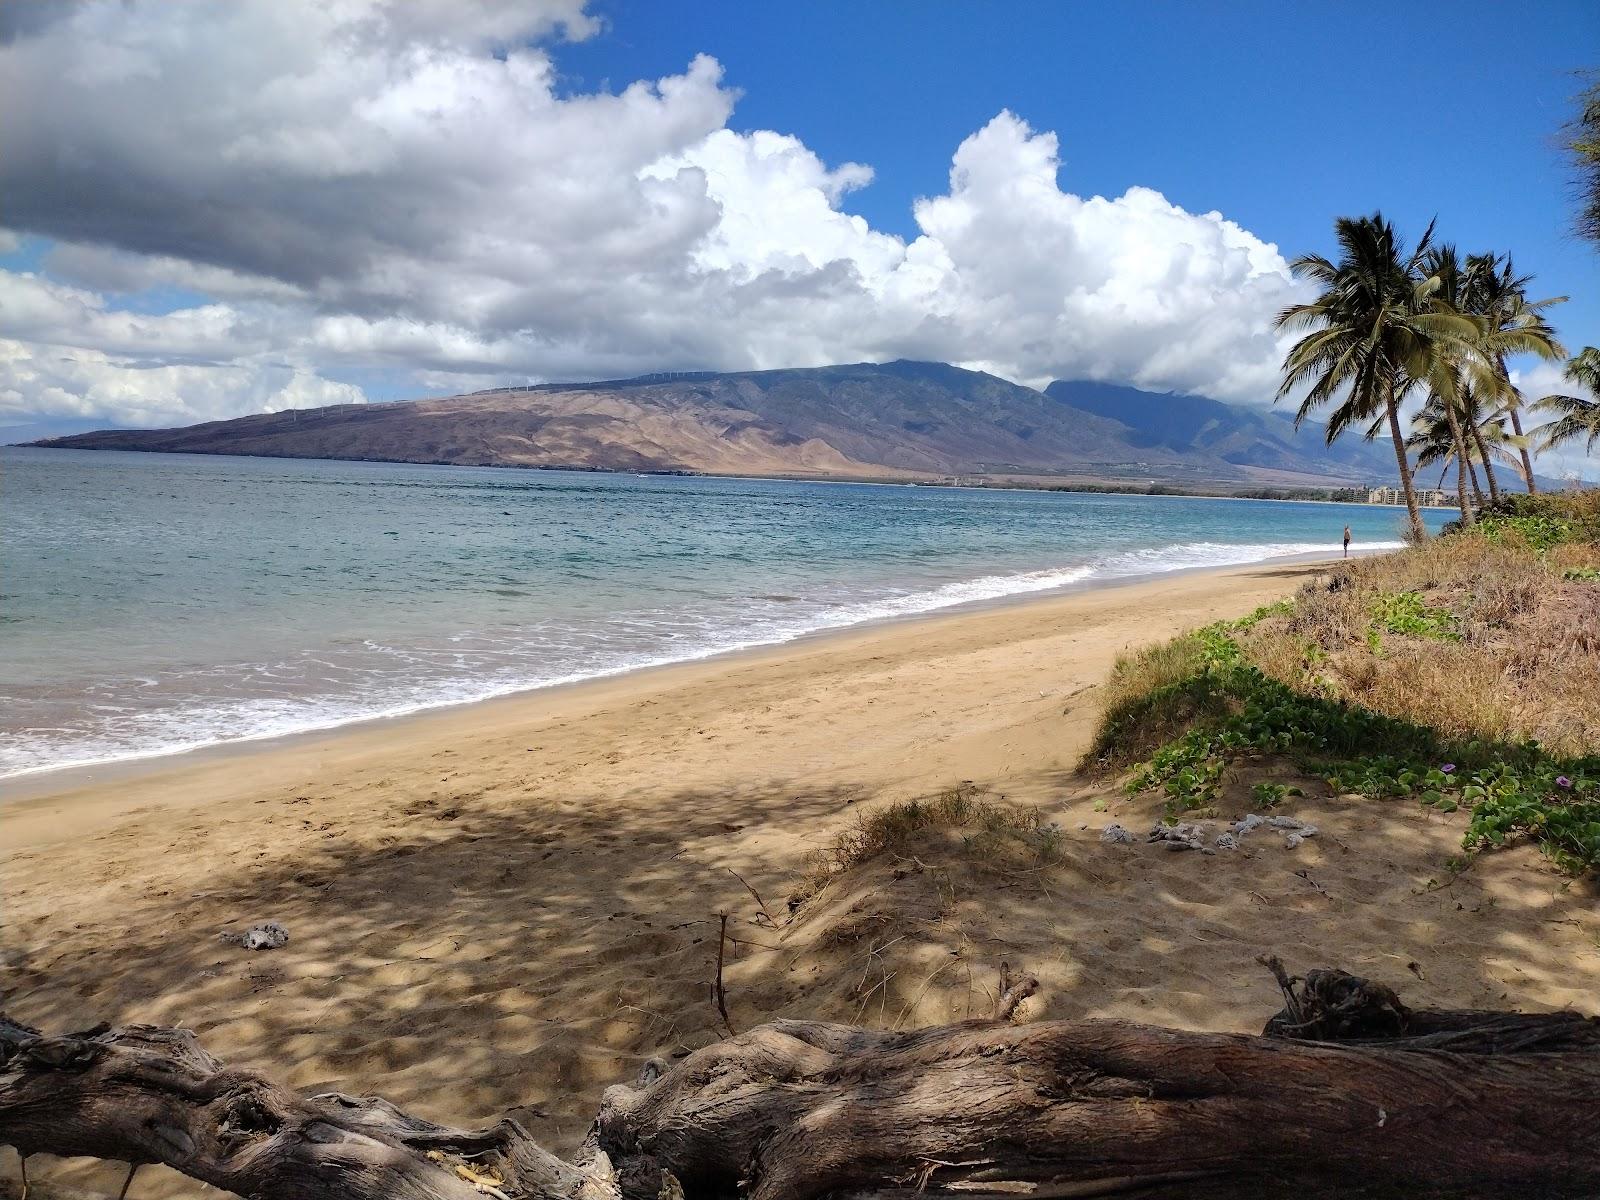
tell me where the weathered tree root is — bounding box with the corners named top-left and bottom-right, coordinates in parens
top-left (0, 1015), bottom-right (613, 1200)
top-left (4, 965), bottom-right (1599, 1200)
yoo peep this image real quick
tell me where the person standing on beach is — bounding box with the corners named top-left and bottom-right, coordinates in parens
top-left (1343, 525), bottom-right (1352, 558)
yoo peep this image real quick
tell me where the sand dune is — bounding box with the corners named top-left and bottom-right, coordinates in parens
top-left (3, 559), bottom-right (1597, 1198)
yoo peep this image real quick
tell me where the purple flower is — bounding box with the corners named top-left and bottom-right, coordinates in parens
top-left (1440, 764), bottom-right (1456, 775)
top-left (1556, 776), bottom-right (1573, 789)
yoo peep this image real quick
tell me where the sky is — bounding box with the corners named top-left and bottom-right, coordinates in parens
top-left (1, 0), bottom-right (1596, 467)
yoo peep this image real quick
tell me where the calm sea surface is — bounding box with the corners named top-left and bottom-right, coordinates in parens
top-left (1, 447), bottom-right (1447, 778)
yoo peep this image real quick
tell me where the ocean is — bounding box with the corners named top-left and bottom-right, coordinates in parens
top-left (1, 447), bottom-right (1447, 779)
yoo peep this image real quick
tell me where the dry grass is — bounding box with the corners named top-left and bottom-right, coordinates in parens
top-left (1241, 530), bottom-right (1600, 757)
top-left (1080, 634), bottom-right (1229, 770)
top-left (1098, 635), bottom-right (1210, 714)
top-left (799, 784), bottom-right (1062, 901)
top-left (1478, 487), bottom-right (1600, 541)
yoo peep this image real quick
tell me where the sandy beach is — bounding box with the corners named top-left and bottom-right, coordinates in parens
top-left (5, 557), bottom-right (1598, 1197)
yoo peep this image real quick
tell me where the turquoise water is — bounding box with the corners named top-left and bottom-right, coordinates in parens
top-left (1, 447), bottom-right (1446, 777)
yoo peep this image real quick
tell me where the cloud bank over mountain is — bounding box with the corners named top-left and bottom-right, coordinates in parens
top-left (1, 0), bottom-right (1311, 427)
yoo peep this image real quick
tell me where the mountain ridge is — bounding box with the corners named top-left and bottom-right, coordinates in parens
top-left (27, 361), bottom-right (1397, 488)
top-left (1043, 379), bottom-right (1395, 478)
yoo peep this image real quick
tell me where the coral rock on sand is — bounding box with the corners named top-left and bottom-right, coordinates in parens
top-left (1269, 814), bottom-right (1319, 835)
top-left (1099, 823), bottom-right (1135, 845)
top-left (1268, 816), bottom-right (1319, 849)
top-left (220, 921), bottom-right (289, 951)
top-left (1230, 813), bottom-right (1319, 849)
top-left (1148, 822), bottom-right (1215, 854)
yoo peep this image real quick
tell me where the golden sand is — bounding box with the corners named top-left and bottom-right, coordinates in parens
top-left (4, 558), bottom-right (1596, 1197)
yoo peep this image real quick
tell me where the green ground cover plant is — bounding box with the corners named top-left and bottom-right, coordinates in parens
top-left (1368, 591), bottom-right (1461, 645)
top-left (1087, 503), bottom-right (1600, 873)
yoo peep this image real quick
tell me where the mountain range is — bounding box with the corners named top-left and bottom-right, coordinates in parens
top-left (27, 361), bottom-right (1401, 488)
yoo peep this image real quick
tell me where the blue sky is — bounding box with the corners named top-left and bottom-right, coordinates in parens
top-left (0, 0), bottom-right (1595, 462)
top-left (564, 0), bottom-right (1598, 334)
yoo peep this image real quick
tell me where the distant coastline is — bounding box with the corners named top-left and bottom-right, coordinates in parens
top-left (14, 440), bottom-right (1400, 505)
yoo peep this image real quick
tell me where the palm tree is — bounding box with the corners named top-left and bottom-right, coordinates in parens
top-left (1535, 347), bottom-right (1600, 456)
top-left (1416, 246), bottom-right (1480, 522)
top-left (1414, 386), bottom-right (1474, 521)
top-left (1276, 214), bottom-right (1475, 539)
top-left (1396, 378), bottom-right (1522, 517)
top-left (1406, 397), bottom-right (1497, 505)
top-left (1462, 253), bottom-right (1568, 494)
top-left (1408, 397), bottom-right (1468, 494)
top-left (1460, 379), bottom-right (1506, 505)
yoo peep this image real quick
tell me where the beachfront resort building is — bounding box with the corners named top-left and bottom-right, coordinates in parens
top-left (1366, 486), bottom-right (1453, 507)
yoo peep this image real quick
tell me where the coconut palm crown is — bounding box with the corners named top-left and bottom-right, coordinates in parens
top-left (1536, 347), bottom-right (1600, 456)
top-left (1462, 252), bottom-right (1567, 493)
top-left (1274, 213), bottom-right (1476, 538)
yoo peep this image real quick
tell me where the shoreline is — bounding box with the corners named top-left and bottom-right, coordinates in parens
top-left (2, 554), bottom-right (1348, 842)
top-left (1, 549), bottom-right (1372, 803)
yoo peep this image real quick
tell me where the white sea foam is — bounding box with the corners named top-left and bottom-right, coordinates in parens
top-left (1, 538), bottom-right (1386, 780)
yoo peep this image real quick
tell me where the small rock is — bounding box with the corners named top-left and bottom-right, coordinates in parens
top-left (221, 921), bottom-right (289, 951)
top-left (1100, 823), bottom-right (1135, 845)
top-left (1148, 821), bottom-right (1210, 852)
top-left (1215, 832), bottom-right (1239, 851)
top-left (1232, 814), bottom-right (1266, 836)
top-left (1267, 816), bottom-right (1319, 845)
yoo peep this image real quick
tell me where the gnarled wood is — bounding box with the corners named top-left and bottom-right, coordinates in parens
top-left (0, 1016), bottom-right (614, 1200)
top-left (4, 966), bottom-right (1599, 1200)
top-left (594, 1011), bottom-right (1600, 1200)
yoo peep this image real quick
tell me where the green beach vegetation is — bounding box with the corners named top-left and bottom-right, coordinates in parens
top-left (1217, 188), bottom-right (1600, 872)
top-left (1565, 69), bottom-right (1600, 250)
top-left (1086, 490), bottom-right (1600, 873)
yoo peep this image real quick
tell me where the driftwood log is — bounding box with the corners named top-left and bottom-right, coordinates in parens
top-left (3, 961), bottom-right (1599, 1200)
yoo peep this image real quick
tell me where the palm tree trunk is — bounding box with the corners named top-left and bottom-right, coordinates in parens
top-left (1385, 384), bottom-right (1425, 540)
top-left (1507, 407), bottom-right (1537, 494)
top-left (1468, 458), bottom-right (1486, 506)
top-left (1498, 354), bottom-right (1538, 494)
top-left (1440, 394), bottom-right (1474, 524)
top-left (1470, 420), bottom-right (1503, 504)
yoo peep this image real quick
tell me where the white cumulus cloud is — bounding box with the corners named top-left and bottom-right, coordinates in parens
top-left (0, 338), bottom-right (362, 428)
top-left (0, 0), bottom-right (1316, 431)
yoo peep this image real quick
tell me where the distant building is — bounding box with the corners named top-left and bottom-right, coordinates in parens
top-left (1366, 485), bottom-right (1452, 507)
